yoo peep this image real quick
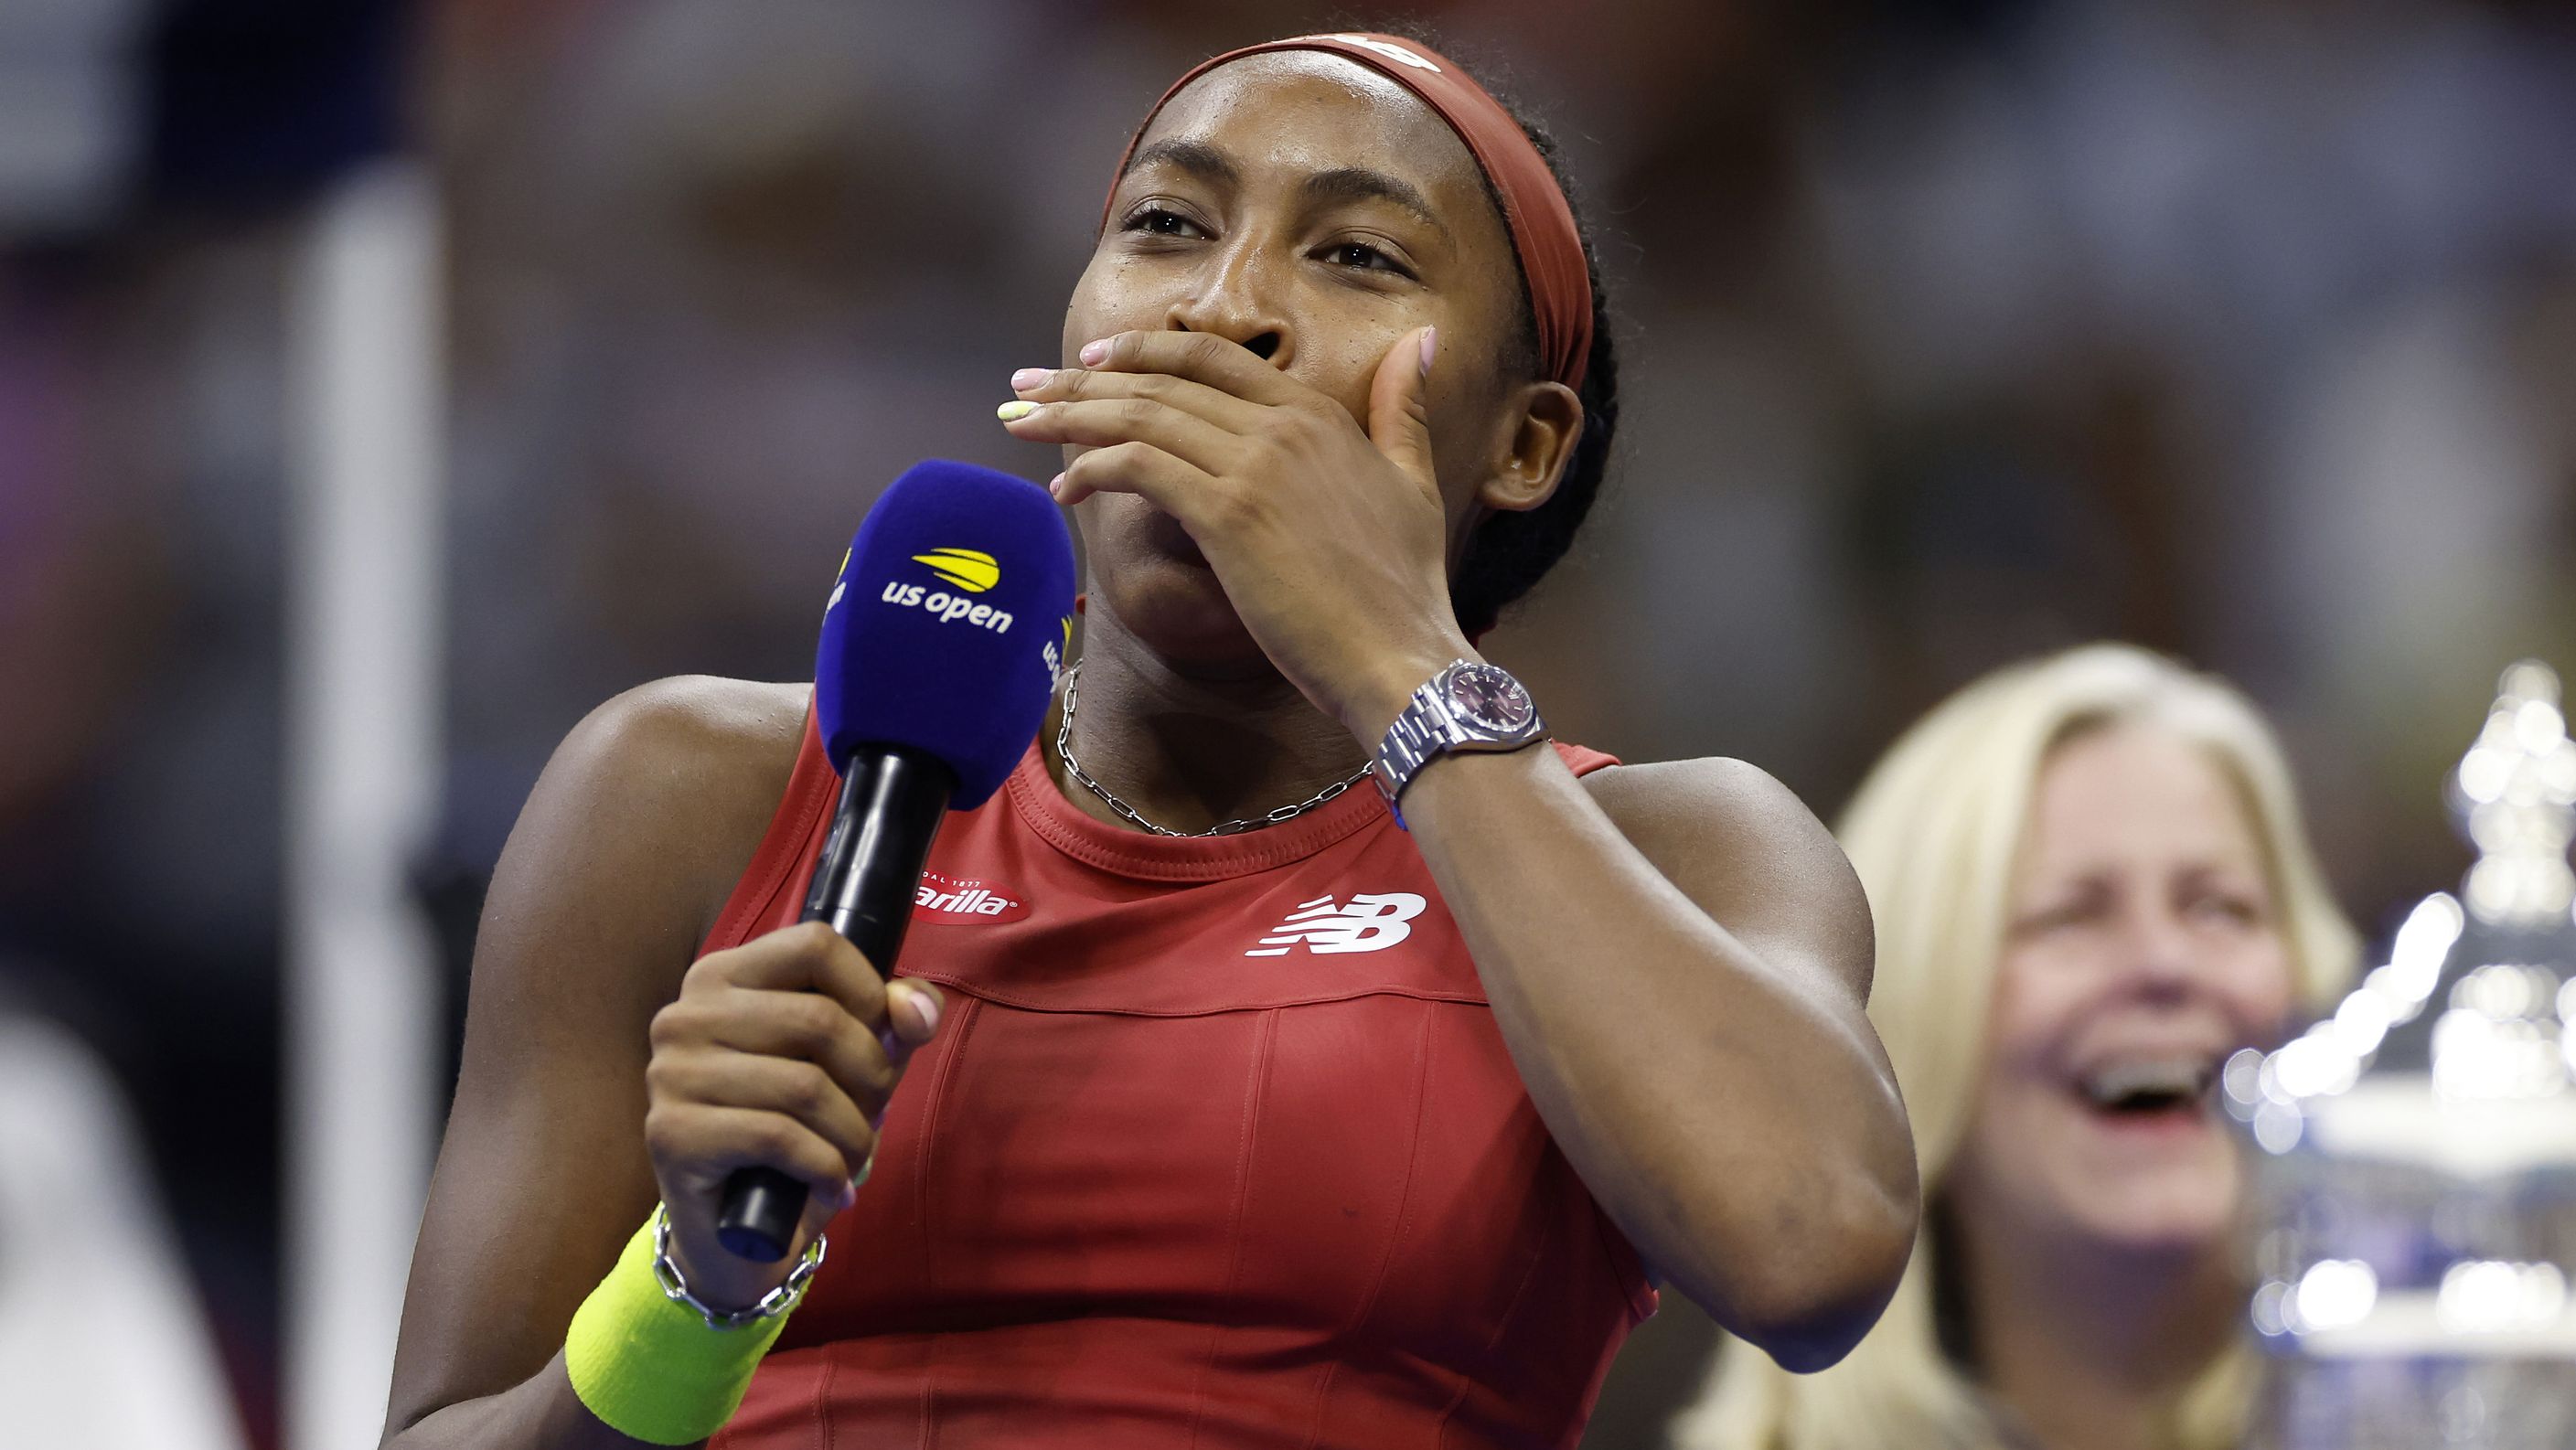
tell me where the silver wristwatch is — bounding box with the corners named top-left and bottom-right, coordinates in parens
top-left (1369, 659), bottom-right (1547, 826)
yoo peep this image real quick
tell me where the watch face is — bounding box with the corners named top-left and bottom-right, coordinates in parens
top-left (1446, 664), bottom-right (1536, 734)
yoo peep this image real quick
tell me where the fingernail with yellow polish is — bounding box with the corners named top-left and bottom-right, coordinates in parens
top-left (997, 400), bottom-right (1037, 421)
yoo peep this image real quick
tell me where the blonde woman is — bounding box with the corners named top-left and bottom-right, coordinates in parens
top-left (1674, 644), bottom-right (2357, 1450)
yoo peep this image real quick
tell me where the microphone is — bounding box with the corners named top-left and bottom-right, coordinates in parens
top-left (715, 460), bottom-right (1075, 1263)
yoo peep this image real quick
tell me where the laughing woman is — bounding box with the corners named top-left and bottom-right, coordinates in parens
top-left (1674, 645), bottom-right (2357, 1450)
top-left (383, 31), bottom-right (1915, 1450)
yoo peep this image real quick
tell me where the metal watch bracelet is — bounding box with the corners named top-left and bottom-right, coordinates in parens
top-left (1368, 678), bottom-right (1448, 805)
top-left (1369, 660), bottom-right (1547, 825)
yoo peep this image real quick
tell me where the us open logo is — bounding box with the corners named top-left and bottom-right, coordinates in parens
top-left (1042, 615), bottom-right (1072, 688)
top-left (880, 547), bottom-right (1015, 633)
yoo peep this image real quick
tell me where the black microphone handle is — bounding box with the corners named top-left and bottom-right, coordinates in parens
top-left (713, 745), bottom-right (956, 1263)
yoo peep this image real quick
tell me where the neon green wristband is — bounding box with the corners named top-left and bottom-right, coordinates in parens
top-left (564, 1206), bottom-right (819, 1445)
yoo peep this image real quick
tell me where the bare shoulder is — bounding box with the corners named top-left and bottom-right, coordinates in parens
top-left (469, 675), bottom-right (811, 1024)
top-left (550, 674), bottom-right (807, 842)
top-left (1582, 756), bottom-right (1876, 1002)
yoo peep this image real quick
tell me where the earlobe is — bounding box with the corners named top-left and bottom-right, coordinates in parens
top-left (1476, 380), bottom-right (1583, 514)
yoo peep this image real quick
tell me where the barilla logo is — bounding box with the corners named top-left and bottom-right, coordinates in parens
top-left (913, 869), bottom-right (1031, 922)
top-left (882, 547), bottom-right (1013, 633)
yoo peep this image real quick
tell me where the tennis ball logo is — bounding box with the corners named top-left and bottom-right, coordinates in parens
top-left (912, 548), bottom-right (1000, 593)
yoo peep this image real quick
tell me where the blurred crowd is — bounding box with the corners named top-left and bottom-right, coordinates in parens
top-left (1, 1), bottom-right (2571, 1445)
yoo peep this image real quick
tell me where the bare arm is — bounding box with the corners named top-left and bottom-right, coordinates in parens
top-left (1400, 746), bottom-right (1918, 1371)
top-left (383, 677), bottom-right (799, 1449)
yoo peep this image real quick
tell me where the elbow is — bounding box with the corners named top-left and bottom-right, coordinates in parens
top-left (1721, 1236), bottom-right (1914, 1372)
top-left (1680, 1161), bottom-right (1921, 1374)
top-left (379, 1402), bottom-right (430, 1450)
top-left (379, 1381), bottom-right (459, 1449)
top-left (1731, 1290), bottom-right (1894, 1374)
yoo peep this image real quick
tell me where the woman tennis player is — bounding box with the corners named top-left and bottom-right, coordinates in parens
top-left (383, 31), bottom-right (1916, 1449)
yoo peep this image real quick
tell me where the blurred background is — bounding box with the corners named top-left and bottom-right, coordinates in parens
top-left (1, 0), bottom-right (2571, 1445)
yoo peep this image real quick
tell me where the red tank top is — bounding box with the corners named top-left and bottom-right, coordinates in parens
top-left (703, 709), bottom-right (1656, 1449)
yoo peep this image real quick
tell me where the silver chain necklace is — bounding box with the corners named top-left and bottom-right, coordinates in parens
top-left (1053, 660), bottom-right (1374, 837)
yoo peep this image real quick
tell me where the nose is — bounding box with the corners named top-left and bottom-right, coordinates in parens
top-left (1166, 237), bottom-right (1291, 368)
top-left (2118, 906), bottom-right (2199, 1002)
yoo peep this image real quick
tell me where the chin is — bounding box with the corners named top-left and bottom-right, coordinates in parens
top-left (1977, 1089), bottom-right (2249, 1258)
top-left (1082, 503), bottom-right (1270, 669)
top-left (2059, 1151), bottom-right (2243, 1253)
top-left (1098, 564), bottom-right (1267, 670)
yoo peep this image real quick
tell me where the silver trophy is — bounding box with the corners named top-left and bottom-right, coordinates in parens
top-left (2233, 661), bottom-right (2576, 1448)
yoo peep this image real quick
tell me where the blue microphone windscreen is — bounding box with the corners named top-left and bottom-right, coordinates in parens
top-left (815, 461), bottom-right (1076, 809)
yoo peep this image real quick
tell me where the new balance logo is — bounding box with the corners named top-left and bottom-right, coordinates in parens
top-left (1245, 892), bottom-right (1427, 956)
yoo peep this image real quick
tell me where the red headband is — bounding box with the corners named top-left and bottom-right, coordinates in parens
top-left (1103, 32), bottom-right (1592, 393)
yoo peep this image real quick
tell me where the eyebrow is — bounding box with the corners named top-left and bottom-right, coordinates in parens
top-left (1121, 138), bottom-right (1240, 190)
top-left (1300, 166), bottom-right (1449, 240)
top-left (1120, 140), bottom-right (1451, 242)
